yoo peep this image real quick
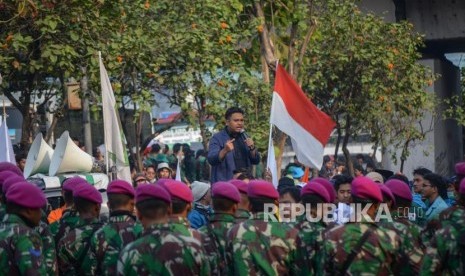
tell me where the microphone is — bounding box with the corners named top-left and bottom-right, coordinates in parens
top-left (241, 129), bottom-right (255, 150)
top-left (240, 129), bottom-right (249, 140)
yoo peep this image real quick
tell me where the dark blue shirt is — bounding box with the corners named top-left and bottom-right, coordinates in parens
top-left (207, 127), bottom-right (260, 183)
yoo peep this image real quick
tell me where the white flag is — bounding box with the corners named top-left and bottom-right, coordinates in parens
top-left (266, 124), bottom-right (278, 188)
top-left (175, 157), bottom-right (182, 181)
top-left (99, 52), bottom-right (131, 182)
top-left (0, 116), bottom-right (15, 164)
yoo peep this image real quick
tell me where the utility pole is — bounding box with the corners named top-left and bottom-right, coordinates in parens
top-left (80, 66), bottom-right (92, 155)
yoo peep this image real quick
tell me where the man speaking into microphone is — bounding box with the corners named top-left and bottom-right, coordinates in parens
top-left (208, 107), bottom-right (261, 183)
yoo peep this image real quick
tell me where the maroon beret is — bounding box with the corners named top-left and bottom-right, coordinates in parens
top-left (155, 179), bottom-right (173, 186)
top-left (62, 177), bottom-right (87, 193)
top-left (456, 162), bottom-right (465, 176)
top-left (0, 171), bottom-right (16, 189)
top-left (161, 180), bottom-right (193, 203)
top-left (6, 181), bottom-right (47, 208)
top-left (351, 176), bottom-right (383, 202)
top-left (0, 162), bottom-right (23, 176)
top-left (301, 182), bottom-right (331, 203)
top-left (73, 184), bottom-right (102, 204)
top-left (136, 184), bottom-right (171, 204)
top-left (107, 179), bottom-right (135, 197)
top-left (385, 179), bottom-right (412, 201)
top-left (309, 177), bottom-right (336, 203)
top-left (229, 179), bottom-right (248, 194)
top-left (379, 184), bottom-right (396, 205)
top-left (460, 178), bottom-right (465, 195)
top-left (247, 180), bottom-right (278, 200)
top-left (2, 175), bottom-right (25, 194)
top-left (212, 182), bottom-right (241, 203)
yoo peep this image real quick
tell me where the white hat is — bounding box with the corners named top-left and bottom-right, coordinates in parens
top-left (191, 181), bottom-right (210, 202)
top-left (157, 162), bottom-right (171, 172)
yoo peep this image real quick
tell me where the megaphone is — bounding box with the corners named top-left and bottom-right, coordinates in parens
top-left (49, 131), bottom-right (93, 176)
top-left (24, 133), bottom-right (54, 178)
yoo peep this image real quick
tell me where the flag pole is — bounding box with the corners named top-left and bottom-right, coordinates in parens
top-left (99, 51), bottom-right (110, 178)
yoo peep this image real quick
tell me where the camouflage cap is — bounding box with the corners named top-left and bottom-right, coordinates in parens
top-left (136, 184), bottom-right (171, 204)
top-left (62, 176), bottom-right (87, 193)
top-left (6, 181), bottom-right (47, 208)
top-left (309, 177), bottom-right (336, 203)
top-left (73, 184), bottom-right (102, 204)
top-left (301, 182), bottom-right (331, 203)
top-left (107, 179), bottom-right (135, 197)
top-left (229, 179), bottom-right (248, 194)
top-left (385, 179), bottom-right (412, 201)
top-left (0, 162), bottom-right (23, 176)
top-left (247, 180), bottom-right (278, 200)
top-left (351, 176), bottom-right (383, 202)
top-left (212, 182), bottom-right (241, 203)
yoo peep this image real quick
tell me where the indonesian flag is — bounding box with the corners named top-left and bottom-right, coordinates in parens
top-left (270, 64), bottom-right (336, 169)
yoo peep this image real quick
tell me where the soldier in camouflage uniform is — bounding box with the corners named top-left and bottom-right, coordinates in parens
top-left (0, 170), bottom-right (18, 219)
top-left (49, 177), bottom-right (86, 246)
top-left (421, 176), bottom-right (465, 275)
top-left (229, 179), bottom-right (251, 222)
top-left (379, 182), bottom-right (424, 274)
top-left (323, 176), bottom-right (409, 275)
top-left (48, 177), bottom-right (85, 224)
top-left (294, 181), bottom-right (332, 275)
top-left (35, 220), bottom-right (58, 275)
top-left (199, 181), bottom-right (240, 275)
top-left (421, 212), bottom-right (465, 275)
top-left (84, 180), bottom-right (142, 275)
top-left (226, 180), bottom-right (308, 275)
top-left (0, 181), bottom-right (47, 275)
top-left (117, 184), bottom-right (210, 275)
top-left (57, 184), bottom-right (103, 275)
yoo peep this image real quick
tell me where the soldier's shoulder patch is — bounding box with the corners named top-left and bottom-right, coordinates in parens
top-left (29, 248), bottom-right (41, 257)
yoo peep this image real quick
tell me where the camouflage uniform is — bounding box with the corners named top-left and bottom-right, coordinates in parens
top-left (57, 217), bottom-right (103, 275)
top-left (84, 211), bottom-right (143, 275)
top-left (0, 214), bottom-right (46, 275)
top-left (294, 214), bottom-right (329, 275)
top-left (225, 212), bottom-right (308, 275)
top-left (35, 220), bottom-right (58, 275)
top-left (380, 214), bottom-right (424, 274)
top-left (49, 210), bottom-right (80, 247)
top-left (117, 222), bottom-right (210, 275)
top-left (439, 205), bottom-right (465, 228)
top-left (235, 208), bottom-right (251, 222)
top-left (421, 206), bottom-right (465, 247)
top-left (323, 221), bottom-right (409, 275)
top-left (421, 213), bottom-right (465, 275)
top-left (199, 213), bottom-right (236, 275)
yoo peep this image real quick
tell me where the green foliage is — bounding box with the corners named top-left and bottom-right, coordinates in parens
top-left (297, 0), bottom-right (436, 163)
top-left (443, 67), bottom-right (465, 126)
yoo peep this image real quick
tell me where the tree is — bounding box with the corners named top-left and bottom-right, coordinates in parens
top-left (135, 0), bottom-right (271, 151)
top-left (300, 0), bottom-right (435, 175)
top-left (249, 0), bottom-right (436, 175)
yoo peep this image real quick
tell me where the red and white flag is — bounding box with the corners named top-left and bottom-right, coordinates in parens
top-left (270, 64), bottom-right (336, 169)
